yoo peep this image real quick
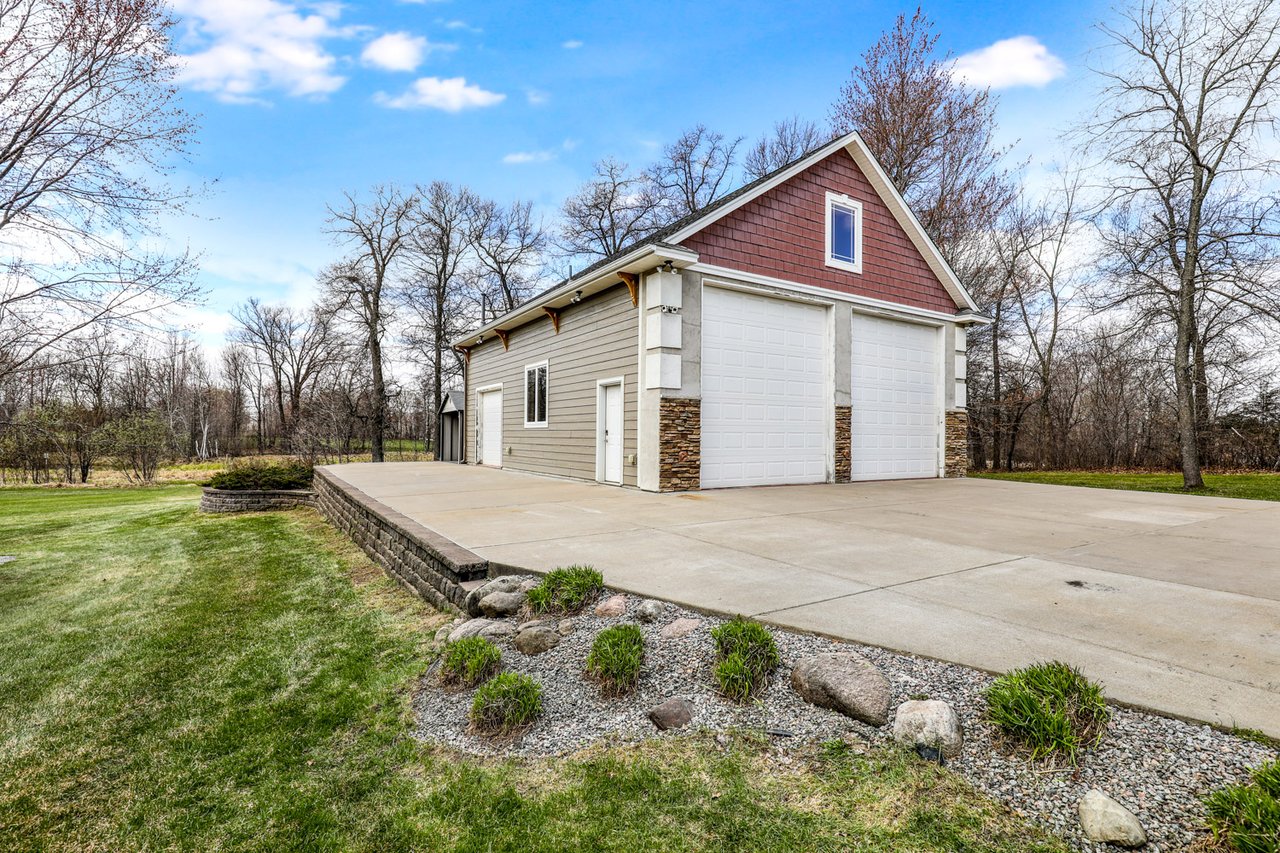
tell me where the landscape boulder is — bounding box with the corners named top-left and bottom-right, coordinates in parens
top-left (660, 617), bottom-right (701, 639)
top-left (635, 599), bottom-right (666, 623)
top-left (477, 621), bottom-right (516, 641)
top-left (479, 590), bottom-right (526, 618)
top-left (891, 699), bottom-right (964, 758)
top-left (790, 652), bottom-right (890, 727)
top-left (648, 698), bottom-right (694, 731)
top-left (514, 626), bottom-right (561, 656)
top-left (1078, 789), bottom-right (1147, 848)
top-left (557, 618), bottom-right (576, 636)
top-left (448, 618), bottom-right (495, 643)
top-left (594, 594), bottom-right (627, 618)
top-left (464, 576), bottom-right (525, 616)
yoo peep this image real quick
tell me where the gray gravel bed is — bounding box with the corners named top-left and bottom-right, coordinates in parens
top-left (413, 584), bottom-right (1276, 852)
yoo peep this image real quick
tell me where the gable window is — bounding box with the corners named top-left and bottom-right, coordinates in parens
top-left (524, 361), bottom-right (548, 427)
top-left (825, 192), bottom-right (863, 274)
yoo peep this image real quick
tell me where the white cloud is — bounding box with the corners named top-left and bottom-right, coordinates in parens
top-left (502, 150), bottom-right (554, 164)
top-left (561, 39), bottom-right (583, 49)
top-left (361, 31), bottom-right (436, 72)
top-left (376, 76), bottom-right (505, 111)
top-left (170, 0), bottom-right (354, 102)
top-left (525, 88), bottom-right (549, 106)
top-left (952, 36), bottom-right (1066, 89)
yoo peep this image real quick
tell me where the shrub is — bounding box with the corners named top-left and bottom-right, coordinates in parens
top-left (525, 565), bottom-right (604, 614)
top-left (469, 672), bottom-right (543, 734)
top-left (710, 617), bottom-right (779, 702)
top-left (1204, 759), bottom-right (1280, 853)
top-left (585, 624), bottom-right (645, 696)
top-left (983, 661), bottom-right (1110, 763)
top-left (207, 460), bottom-right (314, 491)
top-left (439, 636), bottom-right (502, 688)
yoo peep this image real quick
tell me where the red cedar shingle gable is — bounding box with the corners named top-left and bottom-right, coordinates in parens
top-left (681, 148), bottom-right (957, 313)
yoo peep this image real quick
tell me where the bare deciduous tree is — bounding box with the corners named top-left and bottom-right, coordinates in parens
top-left (743, 116), bottom-right (827, 179)
top-left (471, 198), bottom-right (547, 314)
top-left (646, 124), bottom-right (743, 218)
top-left (1089, 0), bottom-right (1280, 487)
top-left (559, 158), bottom-right (665, 260)
top-left (324, 186), bottom-right (417, 463)
top-left (0, 0), bottom-right (198, 381)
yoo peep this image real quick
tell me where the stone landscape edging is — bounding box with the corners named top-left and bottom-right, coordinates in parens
top-left (199, 486), bottom-right (316, 513)
top-left (312, 467), bottom-right (489, 611)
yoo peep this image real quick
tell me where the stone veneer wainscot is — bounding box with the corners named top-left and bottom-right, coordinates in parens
top-left (658, 397), bottom-right (701, 492)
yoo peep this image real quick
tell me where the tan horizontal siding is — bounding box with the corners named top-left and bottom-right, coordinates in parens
top-left (465, 284), bottom-right (639, 486)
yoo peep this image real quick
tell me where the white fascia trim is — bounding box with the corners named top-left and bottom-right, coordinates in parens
top-left (452, 244), bottom-right (699, 348)
top-left (690, 263), bottom-right (963, 325)
top-left (665, 134), bottom-right (857, 245)
top-left (842, 134), bottom-right (979, 312)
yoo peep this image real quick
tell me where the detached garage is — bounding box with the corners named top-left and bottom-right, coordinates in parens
top-left (454, 130), bottom-right (986, 491)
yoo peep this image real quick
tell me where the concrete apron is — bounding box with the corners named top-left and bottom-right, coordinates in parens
top-left (321, 461), bottom-right (1280, 737)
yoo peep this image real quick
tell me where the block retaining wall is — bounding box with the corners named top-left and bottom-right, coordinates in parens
top-left (312, 468), bottom-right (489, 611)
top-left (199, 487), bottom-right (315, 513)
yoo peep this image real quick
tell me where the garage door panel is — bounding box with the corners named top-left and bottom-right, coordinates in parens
top-left (701, 288), bottom-right (828, 488)
top-left (850, 313), bottom-right (940, 481)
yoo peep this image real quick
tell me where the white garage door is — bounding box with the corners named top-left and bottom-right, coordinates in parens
top-left (850, 312), bottom-right (941, 480)
top-left (701, 287), bottom-right (828, 488)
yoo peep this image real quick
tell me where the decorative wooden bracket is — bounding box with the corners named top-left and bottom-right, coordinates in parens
top-left (453, 345), bottom-right (472, 365)
top-left (618, 271), bottom-right (639, 307)
top-left (543, 305), bottom-right (562, 334)
top-left (494, 328), bottom-right (511, 350)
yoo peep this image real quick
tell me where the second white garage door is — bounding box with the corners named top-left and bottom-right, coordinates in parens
top-left (701, 287), bottom-right (828, 488)
top-left (850, 312), bottom-right (941, 480)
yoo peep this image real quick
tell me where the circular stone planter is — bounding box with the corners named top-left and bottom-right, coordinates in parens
top-left (199, 486), bottom-right (316, 513)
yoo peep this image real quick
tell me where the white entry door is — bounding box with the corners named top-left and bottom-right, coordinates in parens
top-left (701, 287), bottom-right (828, 488)
top-left (850, 312), bottom-right (941, 480)
top-left (478, 389), bottom-right (503, 467)
top-left (598, 381), bottom-right (623, 484)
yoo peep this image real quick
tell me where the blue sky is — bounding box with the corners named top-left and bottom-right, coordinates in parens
top-left (163, 0), bottom-right (1113, 349)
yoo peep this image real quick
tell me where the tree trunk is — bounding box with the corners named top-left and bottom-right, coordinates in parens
top-left (369, 332), bottom-right (386, 464)
top-left (1174, 287), bottom-right (1205, 488)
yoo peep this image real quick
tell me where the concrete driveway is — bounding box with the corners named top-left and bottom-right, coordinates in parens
top-left (323, 462), bottom-right (1280, 735)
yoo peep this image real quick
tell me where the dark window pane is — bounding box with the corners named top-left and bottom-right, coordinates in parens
top-left (526, 369), bottom-right (536, 421)
top-left (832, 205), bottom-right (855, 263)
top-left (537, 366), bottom-right (547, 421)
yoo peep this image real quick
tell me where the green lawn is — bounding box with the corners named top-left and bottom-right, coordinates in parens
top-left (973, 470), bottom-right (1280, 501)
top-left (0, 487), bottom-right (1065, 852)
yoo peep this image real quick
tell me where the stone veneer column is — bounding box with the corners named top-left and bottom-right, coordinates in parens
top-left (834, 405), bottom-right (852, 483)
top-left (944, 410), bottom-right (969, 477)
top-left (658, 397), bottom-right (701, 491)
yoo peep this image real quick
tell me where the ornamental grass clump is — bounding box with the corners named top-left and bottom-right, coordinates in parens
top-left (711, 617), bottom-right (779, 703)
top-left (1204, 759), bottom-right (1280, 853)
top-left (525, 565), bottom-right (604, 615)
top-left (469, 672), bottom-right (543, 735)
top-left (438, 636), bottom-right (502, 689)
top-left (983, 661), bottom-right (1110, 763)
top-left (585, 624), bottom-right (645, 696)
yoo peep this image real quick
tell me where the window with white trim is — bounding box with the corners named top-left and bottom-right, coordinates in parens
top-left (524, 361), bottom-right (548, 427)
top-left (825, 191), bottom-right (863, 274)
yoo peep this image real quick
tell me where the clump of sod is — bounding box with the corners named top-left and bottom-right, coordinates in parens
top-left (585, 624), bottom-right (645, 696)
top-left (710, 617), bottom-right (779, 702)
top-left (469, 672), bottom-right (543, 735)
top-left (1203, 759), bottom-right (1280, 853)
top-left (983, 661), bottom-right (1110, 763)
top-left (438, 636), bottom-right (502, 688)
top-left (525, 565), bottom-right (604, 615)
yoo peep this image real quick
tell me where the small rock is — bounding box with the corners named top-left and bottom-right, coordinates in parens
top-left (790, 652), bottom-right (890, 727)
top-left (636, 599), bottom-right (666, 622)
top-left (519, 578), bottom-right (540, 593)
top-left (660, 617), bottom-right (701, 639)
top-left (447, 617), bottom-right (494, 643)
top-left (648, 697), bottom-right (694, 731)
top-left (514, 625), bottom-right (561, 655)
top-left (433, 626), bottom-right (451, 644)
top-left (479, 590), bottom-right (526, 617)
top-left (594, 594), bottom-right (627, 618)
top-left (1078, 789), bottom-right (1147, 848)
top-left (478, 621), bottom-right (516, 641)
top-left (0, 556), bottom-right (14, 565)
top-left (892, 699), bottom-right (964, 758)
top-left (557, 618), bottom-right (576, 636)
top-left (714, 733), bottom-right (730, 747)
top-left (464, 576), bottom-right (525, 616)
top-left (517, 619), bottom-right (548, 632)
